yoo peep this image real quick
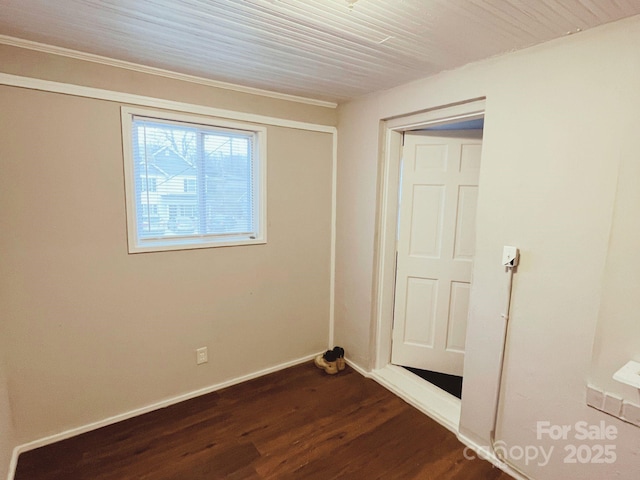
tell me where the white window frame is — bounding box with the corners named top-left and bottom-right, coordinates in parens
top-left (121, 106), bottom-right (267, 253)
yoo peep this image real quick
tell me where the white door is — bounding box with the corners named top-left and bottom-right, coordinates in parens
top-left (391, 130), bottom-right (482, 376)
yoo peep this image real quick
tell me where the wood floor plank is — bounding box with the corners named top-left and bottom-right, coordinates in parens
top-left (15, 363), bottom-right (513, 479)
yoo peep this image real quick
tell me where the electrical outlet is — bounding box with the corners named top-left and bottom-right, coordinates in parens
top-left (502, 246), bottom-right (519, 267)
top-left (196, 347), bottom-right (208, 365)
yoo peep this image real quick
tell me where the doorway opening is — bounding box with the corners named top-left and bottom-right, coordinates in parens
top-left (403, 366), bottom-right (463, 399)
top-left (395, 120), bottom-right (484, 400)
top-left (370, 99), bottom-right (486, 432)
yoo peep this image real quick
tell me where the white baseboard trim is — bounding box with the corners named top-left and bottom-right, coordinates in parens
top-left (353, 361), bottom-right (530, 479)
top-left (343, 357), bottom-right (370, 378)
top-left (6, 451), bottom-right (18, 480)
top-left (369, 364), bottom-right (461, 434)
top-left (7, 352), bottom-right (321, 480)
top-left (457, 432), bottom-right (531, 480)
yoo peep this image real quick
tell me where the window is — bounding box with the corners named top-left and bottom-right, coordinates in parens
top-left (122, 107), bottom-right (267, 253)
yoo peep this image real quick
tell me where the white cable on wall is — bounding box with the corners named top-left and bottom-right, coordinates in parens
top-left (489, 247), bottom-right (532, 480)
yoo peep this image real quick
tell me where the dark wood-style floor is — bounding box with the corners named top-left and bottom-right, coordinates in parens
top-left (15, 363), bottom-right (513, 479)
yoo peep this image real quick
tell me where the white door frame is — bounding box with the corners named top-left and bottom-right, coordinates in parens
top-left (371, 98), bottom-right (486, 372)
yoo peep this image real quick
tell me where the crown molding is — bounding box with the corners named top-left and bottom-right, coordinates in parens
top-left (0, 34), bottom-right (338, 109)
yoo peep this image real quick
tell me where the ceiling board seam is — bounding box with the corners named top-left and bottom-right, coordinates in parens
top-left (242, 0), bottom-right (399, 44)
top-left (529, 0), bottom-right (586, 30)
top-left (465, 0), bottom-right (544, 39)
top-left (173, 2), bottom-right (425, 67)
top-left (493, 0), bottom-right (564, 34)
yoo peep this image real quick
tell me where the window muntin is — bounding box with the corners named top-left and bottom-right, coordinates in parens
top-left (122, 108), bottom-right (266, 253)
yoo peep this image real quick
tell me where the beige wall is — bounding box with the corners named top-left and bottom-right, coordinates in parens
top-left (335, 14), bottom-right (640, 479)
top-left (590, 112), bottom-right (640, 400)
top-left (0, 49), bottom-right (335, 446)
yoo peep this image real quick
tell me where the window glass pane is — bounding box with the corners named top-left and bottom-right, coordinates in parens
top-left (133, 120), bottom-right (198, 239)
top-left (130, 115), bottom-right (259, 248)
top-left (203, 133), bottom-right (253, 235)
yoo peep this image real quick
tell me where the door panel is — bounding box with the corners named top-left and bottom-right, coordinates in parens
top-left (404, 277), bottom-right (437, 347)
top-left (391, 130), bottom-right (482, 376)
top-left (409, 185), bottom-right (444, 258)
top-left (446, 281), bottom-right (471, 352)
top-left (454, 185), bottom-right (478, 260)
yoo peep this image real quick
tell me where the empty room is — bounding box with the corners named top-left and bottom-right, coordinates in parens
top-left (1, 1), bottom-right (640, 479)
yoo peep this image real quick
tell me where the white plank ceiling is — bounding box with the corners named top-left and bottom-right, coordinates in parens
top-left (1, 0), bottom-right (639, 104)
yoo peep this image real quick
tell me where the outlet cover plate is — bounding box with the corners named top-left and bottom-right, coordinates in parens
top-left (196, 347), bottom-right (208, 365)
top-left (502, 246), bottom-right (519, 267)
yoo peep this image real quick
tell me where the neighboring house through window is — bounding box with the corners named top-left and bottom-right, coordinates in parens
top-left (121, 107), bottom-right (267, 253)
top-left (142, 178), bottom-right (157, 192)
top-left (183, 178), bottom-right (197, 193)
